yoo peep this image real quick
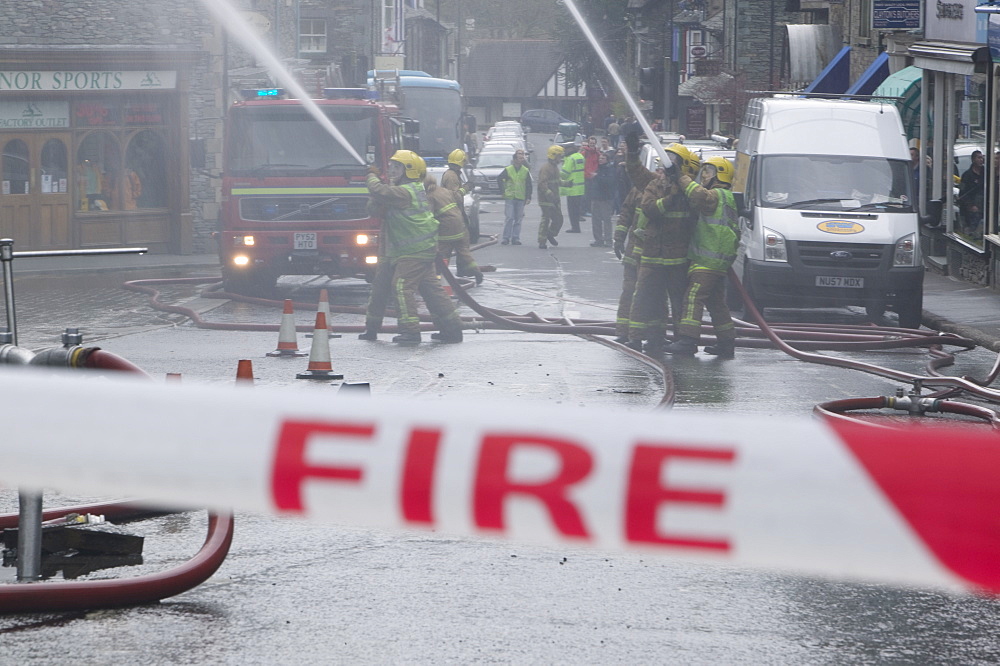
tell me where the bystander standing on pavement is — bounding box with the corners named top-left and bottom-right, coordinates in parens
top-left (560, 144), bottom-right (585, 233)
top-left (607, 118), bottom-right (621, 149)
top-left (581, 136), bottom-right (600, 216)
top-left (498, 149), bottom-right (533, 245)
top-left (958, 149), bottom-right (985, 237)
top-left (590, 152), bottom-right (616, 247)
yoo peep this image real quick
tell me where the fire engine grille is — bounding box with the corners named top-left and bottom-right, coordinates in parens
top-left (240, 196), bottom-right (369, 222)
top-left (795, 241), bottom-right (887, 269)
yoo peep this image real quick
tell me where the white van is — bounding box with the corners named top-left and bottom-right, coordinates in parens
top-left (731, 97), bottom-right (923, 327)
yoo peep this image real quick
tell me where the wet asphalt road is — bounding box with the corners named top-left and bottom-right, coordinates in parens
top-left (1, 135), bottom-right (1000, 662)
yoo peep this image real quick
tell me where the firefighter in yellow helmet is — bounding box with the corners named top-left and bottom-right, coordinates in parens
top-left (441, 148), bottom-right (470, 197)
top-left (624, 139), bottom-right (700, 355)
top-left (425, 173), bottom-right (483, 285)
top-left (362, 150), bottom-right (463, 344)
top-left (537, 144), bottom-right (569, 249)
top-left (663, 155), bottom-right (740, 358)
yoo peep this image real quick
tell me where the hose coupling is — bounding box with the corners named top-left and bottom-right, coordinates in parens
top-left (29, 345), bottom-right (95, 368)
top-left (0, 344), bottom-right (35, 365)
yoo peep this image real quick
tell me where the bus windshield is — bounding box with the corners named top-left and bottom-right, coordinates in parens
top-left (402, 86), bottom-right (462, 160)
top-left (758, 155), bottom-right (913, 212)
top-left (227, 105), bottom-right (378, 176)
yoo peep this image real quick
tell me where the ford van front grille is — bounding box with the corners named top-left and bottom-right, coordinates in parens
top-left (795, 241), bottom-right (886, 269)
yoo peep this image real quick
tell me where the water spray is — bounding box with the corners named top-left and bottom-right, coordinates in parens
top-left (562, 0), bottom-right (673, 168)
top-left (200, 0), bottom-right (365, 165)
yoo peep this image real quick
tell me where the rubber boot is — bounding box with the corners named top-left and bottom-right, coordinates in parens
top-left (624, 339), bottom-right (644, 352)
top-left (643, 335), bottom-right (664, 357)
top-left (703, 340), bottom-right (736, 359)
top-left (392, 331), bottom-right (422, 344)
top-left (474, 271), bottom-right (484, 286)
top-left (613, 335), bottom-right (629, 344)
top-left (431, 326), bottom-right (463, 343)
top-left (663, 336), bottom-right (698, 356)
top-left (358, 326), bottom-right (379, 341)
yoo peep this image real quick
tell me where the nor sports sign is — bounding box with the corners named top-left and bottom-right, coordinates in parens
top-left (0, 369), bottom-right (998, 595)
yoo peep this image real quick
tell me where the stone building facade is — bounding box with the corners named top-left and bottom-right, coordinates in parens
top-left (0, 0), bottom-right (224, 254)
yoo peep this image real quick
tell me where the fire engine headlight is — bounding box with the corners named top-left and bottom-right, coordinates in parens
top-left (893, 233), bottom-right (917, 267)
top-left (355, 234), bottom-right (370, 246)
top-left (233, 255), bottom-right (250, 267)
top-left (234, 235), bottom-right (255, 246)
top-left (762, 226), bottom-right (787, 262)
top-left (365, 256), bottom-right (378, 265)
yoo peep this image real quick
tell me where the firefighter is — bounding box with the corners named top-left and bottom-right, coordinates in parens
top-left (611, 185), bottom-right (645, 343)
top-left (627, 138), bottom-right (700, 356)
top-left (663, 156), bottom-right (740, 358)
top-left (537, 144), bottom-right (568, 249)
top-left (441, 148), bottom-right (471, 197)
top-left (425, 174), bottom-right (483, 285)
top-left (363, 150), bottom-right (463, 344)
top-left (612, 134), bottom-right (658, 344)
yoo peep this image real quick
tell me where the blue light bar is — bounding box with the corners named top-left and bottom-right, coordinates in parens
top-left (240, 88), bottom-right (286, 100)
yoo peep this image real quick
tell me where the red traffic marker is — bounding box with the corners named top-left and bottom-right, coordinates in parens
top-left (296, 312), bottom-right (344, 381)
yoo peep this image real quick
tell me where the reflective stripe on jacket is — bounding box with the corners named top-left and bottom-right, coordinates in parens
top-left (684, 180), bottom-right (739, 272)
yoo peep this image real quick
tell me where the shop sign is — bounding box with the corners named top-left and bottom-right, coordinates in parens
top-left (0, 71), bottom-right (177, 92)
top-left (125, 102), bottom-right (164, 125)
top-left (0, 101), bottom-right (69, 129)
top-left (74, 101), bottom-right (120, 126)
top-left (872, 0), bottom-right (922, 30)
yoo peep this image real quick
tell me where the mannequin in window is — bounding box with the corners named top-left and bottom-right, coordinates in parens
top-left (124, 167), bottom-right (142, 210)
top-left (81, 159), bottom-right (103, 209)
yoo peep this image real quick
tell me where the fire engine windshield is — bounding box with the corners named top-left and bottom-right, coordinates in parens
top-left (227, 105), bottom-right (377, 175)
top-left (758, 155), bottom-right (913, 212)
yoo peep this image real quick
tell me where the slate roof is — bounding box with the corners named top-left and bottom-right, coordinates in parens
top-left (461, 40), bottom-right (563, 98)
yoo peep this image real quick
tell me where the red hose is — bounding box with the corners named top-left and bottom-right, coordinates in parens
top-left (0, 511), bottom-right (234, 613)
top-left (84, 349), bottom-right (152, 377)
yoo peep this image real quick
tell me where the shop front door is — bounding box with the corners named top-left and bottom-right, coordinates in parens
top-left (0, 132), bottom-right (71, 250)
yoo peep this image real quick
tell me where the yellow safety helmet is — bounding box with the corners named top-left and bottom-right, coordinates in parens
top-left (701, 155), bottom-right (734, 185)
top-left (547, 144), bottom-right (565, 160)
top-left (389, 149), bottom-right (426, 180)
top-left (664, 143), bottom-right (701, 177)
top-left (448, 149), bottom-right (467, 167)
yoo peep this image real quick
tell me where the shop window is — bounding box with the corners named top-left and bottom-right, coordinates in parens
top-left (2, 139), bottom-right (29, 195)
top-left (40, 139), bottom-right (67, 195)
top-left (125, 130), bottom-right (167, 209)
top-left (77, 132), bottom-right (120, 212)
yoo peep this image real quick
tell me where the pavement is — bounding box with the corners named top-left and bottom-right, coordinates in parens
top-left (5, 249), bottom-right (1000, 351)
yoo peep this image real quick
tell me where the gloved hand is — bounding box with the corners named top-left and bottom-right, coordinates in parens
top-left (632, 227), bottom-right (646, 241)
top-left (613, 239), bottom-right (624, 260)
top-left (624, 131), bottom-right (640, 156)
top-left (367, 164), bottom-right (380, 176)
top-left (662, 160), bottom-right (678, 180)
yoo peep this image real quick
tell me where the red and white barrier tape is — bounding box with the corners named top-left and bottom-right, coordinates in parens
top-left (0, 369), bottom-right (997, 594)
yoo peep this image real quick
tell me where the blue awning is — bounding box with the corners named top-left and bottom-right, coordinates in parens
top-left (845, 52), bottom-right (890, 96)
top-left (803, 46), bottom-right (852, 94)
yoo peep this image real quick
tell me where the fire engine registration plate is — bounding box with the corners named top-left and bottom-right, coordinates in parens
top-left (293, 233), bottom-right (317, 250)
top-left (816, 276), bottom-right (864, 288)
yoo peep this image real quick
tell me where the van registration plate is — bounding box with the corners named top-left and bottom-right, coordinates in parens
top-left (816, 276), bottom-right (864, 288)
top-left (294, 233), bottom-right (317, 250)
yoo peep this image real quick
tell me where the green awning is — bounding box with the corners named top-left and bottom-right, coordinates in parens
top-left (873, 66), bottom-right (921, 140)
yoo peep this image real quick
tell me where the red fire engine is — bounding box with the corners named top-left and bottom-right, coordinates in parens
top-left (218, 87), bottom-right (412, 294)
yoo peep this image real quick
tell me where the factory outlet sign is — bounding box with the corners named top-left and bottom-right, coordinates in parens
top-left (0, 70), bottom-right (177, 92)
top-left (0, 101), bottom-right (69, 128)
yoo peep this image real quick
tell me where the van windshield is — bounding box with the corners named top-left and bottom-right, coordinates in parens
top-left (758, 155), bottom-right (913, 212)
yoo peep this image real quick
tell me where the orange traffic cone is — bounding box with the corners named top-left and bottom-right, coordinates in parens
top-left (235, 359), bottom-right (255, 385)
top-left (317, 288), bottom-right (342, 339)
top-left (296, 312), bottom-right (344, 380)
top-left (267, 299), bottom-right (307, 357)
